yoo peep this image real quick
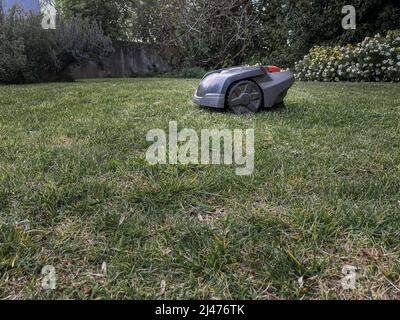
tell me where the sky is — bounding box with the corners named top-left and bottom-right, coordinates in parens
top-left (2, 0), bottom-right (41, 13)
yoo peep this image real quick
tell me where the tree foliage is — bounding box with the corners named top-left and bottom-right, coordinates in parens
top-left (55, 0), bottom-right (130, 40)
top-left (54, 0), bottom-right (400, 68)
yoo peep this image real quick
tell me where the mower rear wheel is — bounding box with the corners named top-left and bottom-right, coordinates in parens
top-left (227, 80), bottom-right (262, 115)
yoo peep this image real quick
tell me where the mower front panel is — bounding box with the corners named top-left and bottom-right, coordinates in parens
top-left (193, 93), bottom-right (225, 109)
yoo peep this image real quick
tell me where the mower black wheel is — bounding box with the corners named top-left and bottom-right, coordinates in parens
top-left (227, 80), bottom-right (262, 115)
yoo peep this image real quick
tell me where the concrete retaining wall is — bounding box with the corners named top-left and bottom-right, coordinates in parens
top-left (68, 41), bottom-right (181, 79)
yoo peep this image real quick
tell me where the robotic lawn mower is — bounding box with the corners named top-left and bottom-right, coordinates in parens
top-left (193, 65), bottom-right (295, 115)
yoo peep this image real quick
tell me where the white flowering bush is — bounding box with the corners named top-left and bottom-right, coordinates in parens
top-left (294, 31), bottom-right (400, 82)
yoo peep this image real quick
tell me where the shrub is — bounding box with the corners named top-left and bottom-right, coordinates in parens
top-left (0, 8), bottom-right (113, 84)
top-left (0, 34), bottom-right (27, 84)
top-left (0, 8), bottom-right (49, 84)
top-left (294, 31), bottom-right (400, 82)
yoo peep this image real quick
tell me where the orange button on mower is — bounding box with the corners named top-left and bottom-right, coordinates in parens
top-left (266, 65), bottom-right (281, 73)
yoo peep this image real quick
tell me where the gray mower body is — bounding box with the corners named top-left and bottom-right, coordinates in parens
top-left (193, 66), bottom-right (294, 111)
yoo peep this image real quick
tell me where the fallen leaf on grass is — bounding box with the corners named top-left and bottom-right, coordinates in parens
top-left (161, 247), bottom-right (172, 256)
top-left (83, 287), bottom-right (92, 297)
top-left (101, 262), bottom-right (107, 275)
top-left (298, 276), bottom-right (304, 288)
top-left (160, 280), bottom-right (167, 295)
top-left (197, 208), bottom-right (227, 224)
top-left (118, 215), bottom-right (126, 226)
top-left (360, 248), bottom-right (379, 261)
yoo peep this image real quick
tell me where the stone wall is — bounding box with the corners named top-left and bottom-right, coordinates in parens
top-left (68, 41), bottom-right (181, 79)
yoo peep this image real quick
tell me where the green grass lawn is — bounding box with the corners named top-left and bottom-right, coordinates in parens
top-left (0, 78), bottom-right (400, 299)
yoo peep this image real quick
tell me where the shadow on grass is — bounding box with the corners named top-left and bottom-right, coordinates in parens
top-left (196, 102), bottom-right (289, 115)
top-left (260, 102), bottom-right (288, 113)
